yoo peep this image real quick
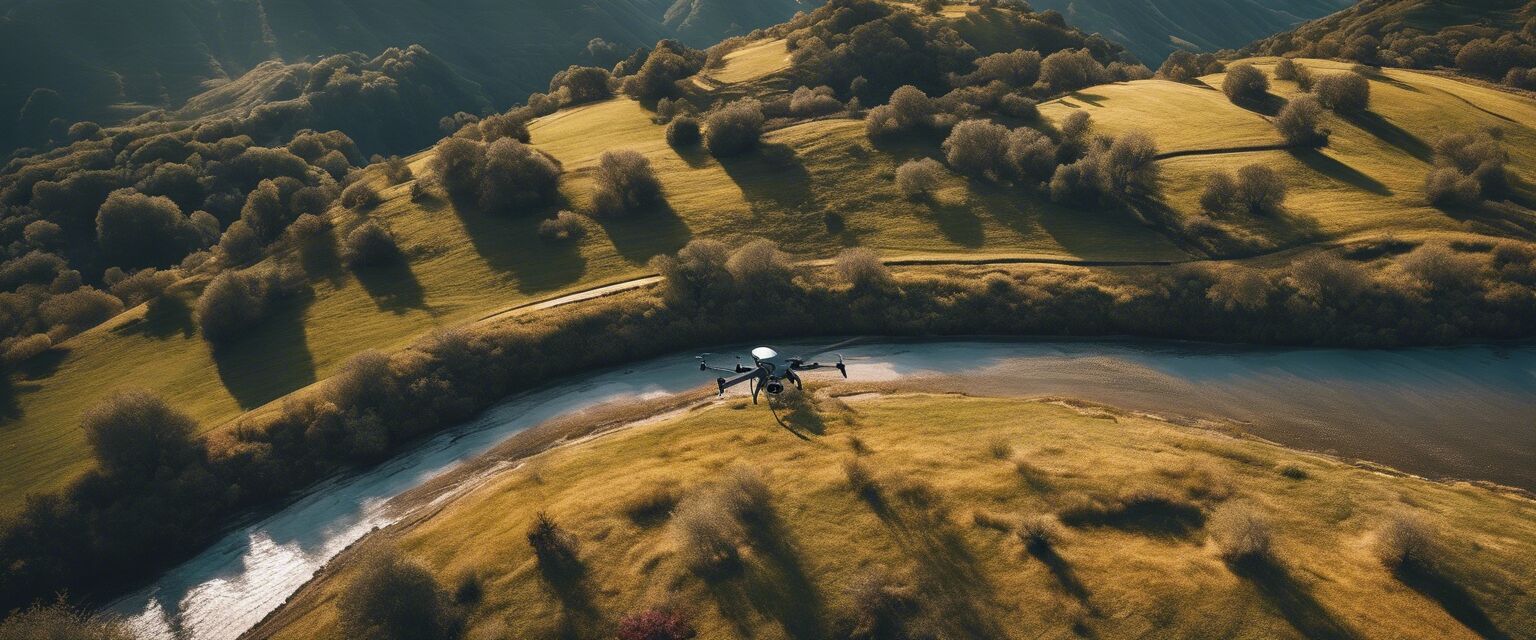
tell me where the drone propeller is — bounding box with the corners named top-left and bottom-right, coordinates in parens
top-left (792, 336), bottom-right (865, 362)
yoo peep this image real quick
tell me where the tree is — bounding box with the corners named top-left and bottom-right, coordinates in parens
top-left (216, 220), bottom-right (263, 266)
top-left (666, 116), bottom-right (701, 147)
top-left (1039, 49), bottom-right (1107, 93)
top-left (430, 137), bottom-right (486, 199)
top-left (81, 389), bottom-right (200, 480)
top-left (96, 189), bottom-right (201, 269)
top-left (895, 158), bottom-right (945, 198)
top-left (337, 550), bottom-right (459, 640)
top-left (1102, 131), bottom-right (1160, 197)
top-left (343, 221), bottom-right (403, 267)
top-left (704, 99), bottom-right (765, 157)
top-left (592, 150), bottom-right (664, 216)
top-left (941, 120), bottom-right (1010, 178)
top-left (1314, 72), bottom-right (1370, 112)
top-left (341, 181), bottom-right (382, 210)
top-left (1222, 63), bottom-right (1270, 102)
top-left (1234, 164), bottom-right (1287, 213)
top-left (1275, 95), bottom-right (1327, 146)
top-left (550, 65), bottom-right (613, 105)
top-left (478, 139), bottom-right (561, 212)
top-left (239, 180), bottom-right (288, 242)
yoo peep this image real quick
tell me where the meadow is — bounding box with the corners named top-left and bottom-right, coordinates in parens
top-left (251, 391), bottom-right (1536, 640)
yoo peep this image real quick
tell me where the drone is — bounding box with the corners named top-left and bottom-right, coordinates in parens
top-left (698, 346), bottom-right (847, 404)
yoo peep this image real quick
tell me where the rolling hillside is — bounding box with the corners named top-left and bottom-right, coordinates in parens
top-left (1029, 0), bottom-right (1349, 63)
top-left (0, 0), bottom-right (811, 152)
top-left (250, 391), bottom-right (1536, 639)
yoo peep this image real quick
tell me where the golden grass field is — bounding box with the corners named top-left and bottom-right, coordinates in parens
top-left (254, 391), bottom-right (1536, 640)
top-left (4, 50), bottom-right (1534, 514)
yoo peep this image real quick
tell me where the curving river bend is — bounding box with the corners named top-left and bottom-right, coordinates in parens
top-left (109, 339), bottom-right (1536, 640)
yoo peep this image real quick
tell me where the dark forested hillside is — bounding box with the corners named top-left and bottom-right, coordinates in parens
top-left (0, 0), bottom-right (810, 152)
top-left (1245, 0), bottom-right (1536, 85)
top-left (1029, 0), bottom-right (1349, 63)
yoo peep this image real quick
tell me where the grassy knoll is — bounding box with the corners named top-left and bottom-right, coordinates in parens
top-left (255, 392), bottom-right (1536, 640)
top-left (702, 39), bottom-right (792, 86)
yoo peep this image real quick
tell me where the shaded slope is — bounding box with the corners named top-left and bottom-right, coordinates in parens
top-left (1030, 0), bottom-right (1350, 63)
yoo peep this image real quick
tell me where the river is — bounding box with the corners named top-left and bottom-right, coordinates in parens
top-left (109, 339), bottom-right (1536, 639)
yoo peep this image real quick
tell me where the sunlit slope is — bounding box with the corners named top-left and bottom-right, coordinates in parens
top-left (258, 393), bottom-right (1536, 639)
top-left (1048, 62), bottom-right (1536, 245)
top-left (702, 39), bottom-right (791, 86)
top-left (531, 98), bottom-right (1188, 259)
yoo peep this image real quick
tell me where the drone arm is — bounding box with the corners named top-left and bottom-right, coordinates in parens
top-left (717, 368), bottom-right (764, 393)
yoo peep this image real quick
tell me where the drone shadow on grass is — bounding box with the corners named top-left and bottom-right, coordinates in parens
top-left (1231, 557), bottom-right (1359, 640)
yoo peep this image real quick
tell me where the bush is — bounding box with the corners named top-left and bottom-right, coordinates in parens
top-left (726, 238), bottom-right (793, 292)
top-left (549, 65), bottom-right (613, 105)
top-left (109, 268), bottom-right (178, 308)
top-left (1200, 171), bottom-right (1239, 214)
top-left (1273, 58), bottom-right (1300, 81)
top-left (843, 566), bottom-right (918, 638)
top-left (1430, 132), bottom-right (1509, 203)
top-left (1276, 95), bottom-right (1327, 146)
top-left (665, 116), bottom-right (701, 147)
top-left (1222, 63), bottom-right (1270, 102)
top-left (1314, 72), bottom-right (1370, 112)
top-left (538, 211), bottom-right (588, 242)
top-left (1006, 128), bottom-right (1059, 183)
top-left (622, 483), bottom-right (679, 524)
top-left (864, 86), bottom-right (935, 137)
top-left (1017, 514), bottom-right (1064, 551)
top-left (380, 156), bottom-right (413, 184)
top-left (672, 489), bottom-right (742, 575)
top-left (592, 150), bottom-right (664, 216)
top-left (1039, 49), bottom-right (1107, 93)
top-left (1102, 130), bottom-right (1160, 197)
top-left (1425, 168), bottom-right (1483, 208)
top-left (1209, 502), bottom-right (1272, 563)
top-left (962, 49), bottom-right (1042, 87)
top-left (194, 266), bottom-right (300, 344)
top-left (997, 93), bottom-right (1039, 119)
top-left (2, 333), bottom-right (52, 366)
top-left (38, 288), bottom-right (124, 337)
top-left (704, 99), bottom-right (765, 157)
top-left (81, 388), bottom-right (200, 480)
top-left (431, 137), bottom-right (486, 199)
top-left (894, 158), bottom-right (944, 198)
top-left (337, 549), bottom-right (459, 640)
top-left (1375, 512), bottom-right (1439, 570)
top-left (216, 220), bottom-right (263, 266)
top-left (96, 189), bottom-right (201, 268)
top-left (479, 139), bottom-right (562, 212)
top-left (835, 248), bottom-right (892, 290)
top-left (527, 512), bottom-right (581, 575)
top-left (343, 221), bottom-right (403, 268)
top-left (0, 604), bottom-right (134, 640)
top-left (617, 609), bottom-right (697, 640)
top-left (942, 120), bottom-right (1010, 178)
top-left (789, 86), bottom-right (844, 117)
top-left (23, 220), bottom-right (63, 250)
top-left (1234, 164), bottom-right (1288, 213)
top-left (340, 181), bottom-right (381, 210)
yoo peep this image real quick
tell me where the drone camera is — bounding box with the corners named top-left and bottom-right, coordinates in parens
top-left (765, 380), bottom-right (785, 395)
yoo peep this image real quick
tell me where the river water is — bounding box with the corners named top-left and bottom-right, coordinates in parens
top-left (109, 339), bottom-right (1536, 639)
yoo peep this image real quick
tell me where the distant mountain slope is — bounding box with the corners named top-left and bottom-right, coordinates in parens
top-left (0, 0), bottom-right (810, 151)
top-left (1244, 0), bottom-right (1536, 80)
top-left (1029, 0), bottom-right (1350, 63)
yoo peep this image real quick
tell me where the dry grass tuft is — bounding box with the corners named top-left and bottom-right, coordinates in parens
top-left (1208, 502), bottom-right (1273, 563)
top-left (1017, 514), bottom-right (1066, 551)
top-left (987, 436), bottom-right (1013, 460)
top-left (622, 483), bottom-right (679, 526)
top-left (1375, 511), bottom-right (1440, 570)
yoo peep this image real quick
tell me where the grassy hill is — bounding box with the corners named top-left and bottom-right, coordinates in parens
top-left (249, 391), bottom-right (1536, 639)
top-left (1029, 0), bottom-right (1349, 63)
top-left (5, 23), bottom-right (1536, 517)
top-left (0, 0), bottom-right (810, 151)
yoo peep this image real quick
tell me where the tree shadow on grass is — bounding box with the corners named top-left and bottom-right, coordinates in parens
top-left (1231, 557), bottom-right (1359, 640)
top-left (1232, 93), bottom-right (1286, 118)
top-left (353, 260), bottom-right (430, 314)
top-left (538, 556), bottom-right (604, 639)
top-left (1394, 562), bottom-right (1510, 640)
top-left (451, 197), bottom-right (593, 294)
top-left (1343, 111), bottom-right (1434, 163)
top-left (297, 234), bottom-right (346, 287)
top-left (740, 509), bottom-right (827, 640)
top-left (590, 199), bottom-right (691, 267)
top-left (1026, 542), bottom-right (1095, 612)
top-left (211, 294), bottom-right (317, 411)
top-left (1291, 148), bottom-right (1392, 196)
top-left (717, 142), bottom-right (816, 218)
top-left (112, 294), bottom-right (197, 340)
top-left (674, 142), bottom-right (712, 170)
top-left (922, 193), bottom-right (985, 248)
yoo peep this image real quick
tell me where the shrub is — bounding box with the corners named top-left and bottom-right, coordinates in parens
top-left (1209, 502), bottom-right (1272, 563)
top-left (622, 483), bottom-right (679, 524)
top-left (864, 85), bottom-right (935, 137)
top-left (1049, 155), bottom-right (1108, 205)
top-left (287, 213), bottom-right (332, 244)
top-left (649, 239), bottom-right (732, 306)
top-left (1222, 63), bottom-right (1270, 102)
top-left (430, 137), bottom-right (485, 198)
top-left (1425, 167), bottom-right (1482, 208)
top-left (1006, 128), bottom-right (1059, 184)
top-left (23, 220), bottom-right (63, 249)
top-left (1278, 464), bottom-right (1308, 479)
top-left (343, 221), bottom-right (403, 268)
top-left (963, 49), bottom-right (1042, 87)
top-left (987, 436), bottom-right (1012, 460)
top-left (0, 604), bottom-right (134, 640)
top-left (1399, 242), bottom-right (1482, 291)
top-left (38, 288), bottom-right (123, 337)
top-left (337, 549), bottom-right (459, 640)
top-left (789, 86), bottom-right (843, 117)
top-left (1276, 95), bottom-right (1327, 146)
top-left (1375, 512), bottom-right (1439, 570)
top-left (942, 120), bottom-right (1010, 178)
top-left (1102, 130), bottom-right (1160, 197)
top-left (592, 149), bottom-right (664, 216)
top-left (81, 389), bottom-right (200, 480)
top-left (549, 65), bottom-right (613, 105)
top-left (527, 511), bottom-right (581, 574)
top-left (479, 139), bottom-right (562, 212)
top-left (726, 238), bottom-right (792, 290)
top-left (672, 489), bottom-right (742, 575)
top-left (1314, 72), bottom-right (1370, 112)
top-left (2, 333), bottom-right (52, 365)
top-left (1234, 164), bottom-right (1288, 213)
top-left (216, 219), bottom-right (263, 266)
top-left (1273, 58), bottom-right (1300, 81)
top-left (538, 211), bottom-right (588, 242)
top-left (894, 158), bottom-right (944, 198)
top-left (1200, 171), bottom-right (1239, 213)
top-left (96, 189), bottom-right (201, 268)
top-left (704, 99), bottom-right (765, 157)
top-left (109, 268), bottom-right (178, 308)
top-left (1039, 49), bottom-right (1107, 93)
top-left (340, 181), bottom-right (381, 210)
top-left (1017, 514), bottom-right (1064, 551)
top-left (997, 93), bottom-right (1039, 119)
top-left (381, 156), bottom-right (413, 184)
top-left (617, 609), bottom-right (697, 640)
top-left (843, 566), bottom-right (918, 638)
top-left (194, 266), bottom-right (300, 344)
top-left (665, 116), bottom-right (701, 147)
top-left (834, 247), bottom-right (892, 290)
